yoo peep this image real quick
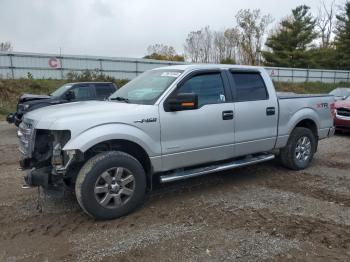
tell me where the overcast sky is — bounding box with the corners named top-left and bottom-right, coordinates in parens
top-left (0, 0), bottom-right (342, 58)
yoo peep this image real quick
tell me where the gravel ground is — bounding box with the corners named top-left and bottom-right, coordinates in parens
top-left (0, 121), bottom-right (349, 261)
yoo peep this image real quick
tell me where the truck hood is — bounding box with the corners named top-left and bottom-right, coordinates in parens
top-left (25, 100), bottom-right (158, 134)
top-left (19, 93), bottom-right (52, 103)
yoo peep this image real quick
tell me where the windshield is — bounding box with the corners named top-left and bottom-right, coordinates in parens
top-left (346, 96), bottom-right (350, 101)
top-left (50, 84), bottom-right (73, 97)
top-left (109, 69), bottom-right (183, 105)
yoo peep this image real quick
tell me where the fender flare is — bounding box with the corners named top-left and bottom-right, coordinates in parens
top-left (63, 123), bottom-right (160, 157)
top-left (286, 108), bottom-right (320, 136)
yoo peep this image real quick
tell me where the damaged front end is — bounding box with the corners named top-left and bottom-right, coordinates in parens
top-left (18, 119), bottom-right (79, 191)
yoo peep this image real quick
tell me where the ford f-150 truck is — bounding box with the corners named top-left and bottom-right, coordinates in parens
top-left (18, 65), bottom-right (335, 220)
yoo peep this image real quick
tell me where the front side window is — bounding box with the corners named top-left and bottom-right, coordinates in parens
top-left (70, 85), bottom-right (91, 99)
top-left (176, 73), bottom-right (226, 107)
top-left (110, 70), bottom-right (183, 105)
top-left (231, 72), bottom-right (268, 102)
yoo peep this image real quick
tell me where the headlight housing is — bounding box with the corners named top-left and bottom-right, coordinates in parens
top-left (17, 104), bottom-right (30, 114)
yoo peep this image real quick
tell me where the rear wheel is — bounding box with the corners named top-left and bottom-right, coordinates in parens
top-left (279, 127), bottom-right (316, 170)
top-left (75, 151), bottom-right (146, 220)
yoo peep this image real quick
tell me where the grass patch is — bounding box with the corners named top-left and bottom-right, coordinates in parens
top-left (0, 79), bottom-right (68, 115)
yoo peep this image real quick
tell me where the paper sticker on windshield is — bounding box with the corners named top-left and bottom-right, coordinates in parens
top-left (161, 72), bottom-right (181, 78)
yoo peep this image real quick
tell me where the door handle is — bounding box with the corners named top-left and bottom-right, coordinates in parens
top-left (266, 107), bottom-right (276, 116)
top-left (222, 110), bottom-right (234, 120)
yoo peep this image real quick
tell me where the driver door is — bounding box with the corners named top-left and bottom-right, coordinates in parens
top-left (159, 70), bottom-right (235, 171)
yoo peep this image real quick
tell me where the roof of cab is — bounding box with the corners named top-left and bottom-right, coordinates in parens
top-left (152, 64), bottom-right (265, 72)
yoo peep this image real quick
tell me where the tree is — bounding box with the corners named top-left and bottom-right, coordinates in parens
top-left (144, 44), bottom-right (184, 61)
top-left (316, 0), bottom-right (335, 48)
top-left (308, 47), bottom-right (337, 69)
top-left (0, 41), bottom-right (13, 52)
top-left (262, 5), bottom-right (318, 68)
top-left (334, 1), bottom-right (350, 69)
top-left (211, 28), bottom-right (239, 64)
top-left (223, 28), bottom-right (240, 63)
top-left (235, 9), bottom-right (272, 65)
top-left (184, 26), bottom-right (212, 63)
top-left (184, 26), bottom-right (239, 64)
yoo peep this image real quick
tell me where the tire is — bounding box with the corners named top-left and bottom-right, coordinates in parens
top-left (279, 127), bottom-right (316, 170)
top-left (75, 151), bottom-right (146, 220)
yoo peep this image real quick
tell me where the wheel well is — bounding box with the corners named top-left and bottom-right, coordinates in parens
top-left (295, 119), bottom-right (318, 139)
top-left (84, 140), bottom-right (152, 176)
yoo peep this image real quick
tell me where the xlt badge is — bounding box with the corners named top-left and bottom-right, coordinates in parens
top-left (134, 118), bottom-right (157, 124)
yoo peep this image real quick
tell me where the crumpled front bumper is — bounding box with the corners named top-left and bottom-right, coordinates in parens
top-left (24, 166), bottom-right (51, 188)
top-left (6, 112), bottom-right (22, 126)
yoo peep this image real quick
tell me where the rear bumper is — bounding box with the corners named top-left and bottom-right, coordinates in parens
top-left (319, 126), bottom-right (335, 140)
top-left (328, 126), bottom-right (336, 137)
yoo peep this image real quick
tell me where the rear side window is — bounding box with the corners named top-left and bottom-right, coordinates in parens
top-left (231, 72), bottom-right (268, 102)
top-left (95, 84), bottom-right (114, 99)
top-left (178, 73), bottom-right (226, 107)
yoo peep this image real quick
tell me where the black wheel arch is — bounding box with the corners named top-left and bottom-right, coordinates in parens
top-left (293, 118), bottom-right (318, 152)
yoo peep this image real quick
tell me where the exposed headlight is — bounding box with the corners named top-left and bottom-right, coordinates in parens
top-left (18, 104), bottom-right (30, 113)
top-left (52, 143), bottom-right (63, 166)
top-left (17, 129), bottom-right (23, 138)
top-left (66, 150), bottom-right (76, 157)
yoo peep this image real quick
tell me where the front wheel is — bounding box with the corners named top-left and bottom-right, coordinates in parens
top-left (279, 127), bottom-right (316, 170)
top-left (75, 151), bottom-right (146, 220)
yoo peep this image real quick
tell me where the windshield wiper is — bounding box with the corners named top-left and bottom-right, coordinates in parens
top-left (110, 96), bottom-right (129, 103)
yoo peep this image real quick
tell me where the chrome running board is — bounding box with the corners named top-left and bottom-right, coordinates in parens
top-left (160, 154), bottom-right (275, 183)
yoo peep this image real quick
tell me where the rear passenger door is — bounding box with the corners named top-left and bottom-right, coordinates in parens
top-left (94, 83), bottom-right (116, 100)
top-left (227, 70), bottom-right (278, 156)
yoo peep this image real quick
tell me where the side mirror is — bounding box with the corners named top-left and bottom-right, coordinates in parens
top-left (166, 93), bottom-right (198, 112)
top-left (65, 90), bottom-right (76, 101)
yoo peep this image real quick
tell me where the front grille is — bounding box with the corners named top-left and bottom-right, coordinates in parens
top-left (337, 108), bottom-right (350, 117)
top-left (18, 119), bottom-right (36, 157)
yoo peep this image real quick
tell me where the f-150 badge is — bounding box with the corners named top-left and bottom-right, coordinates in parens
top-left (134, 118), bottom-right (157, 123)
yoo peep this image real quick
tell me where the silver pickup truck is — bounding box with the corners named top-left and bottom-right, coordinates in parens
top-left (18, 65), bottom-right (335, 219)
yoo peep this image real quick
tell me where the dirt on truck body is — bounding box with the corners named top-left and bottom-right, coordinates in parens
top-left (0, 121), bottom-right (349, 261)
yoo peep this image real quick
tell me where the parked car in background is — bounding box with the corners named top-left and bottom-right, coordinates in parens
top-left (18, 65), bottom-right (335, 220)
top-left (6, 82), bottom-right (117, 126)
top-left (334, 96), bottom-right (350, 132)
top-left (329, 87), bottom-right (350, 101)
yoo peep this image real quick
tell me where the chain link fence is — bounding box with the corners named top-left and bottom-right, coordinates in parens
top-left (1, 51), bottom-right (350, 83)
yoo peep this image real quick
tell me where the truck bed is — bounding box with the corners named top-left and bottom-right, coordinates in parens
top-left (276, 92), bottom-right (334, 145)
